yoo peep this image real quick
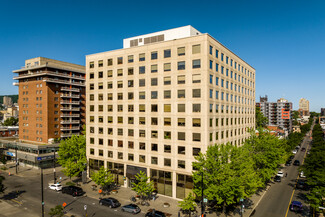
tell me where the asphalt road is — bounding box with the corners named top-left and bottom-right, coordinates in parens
top-left (253, 134), bottom-right (312, 217)
top-left (1, 171), bottom-right (139, 217)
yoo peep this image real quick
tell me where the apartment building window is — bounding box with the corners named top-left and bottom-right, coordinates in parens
top-left (178, 47), bottom-right (185, 56)
top-left (139, 66), bottom-right (145, 74)
top-left (151, 157), bottom-right (158, 165)
top-left (139, 53), bottom-right (145, 61)
top-left (178, 61), bottom-right (185, 70)
top-left (151, 51), bottom-right (158, 60)
top-left (193, 133), bottom-right (201, 142)
top-left (99, 138), bottom-right (104, 145)
top-left (128, 67), bottom-right (134, 75)
top-left (164, 63), bottom-right (171, 71)
top-left (178, 104), bottom-right (185, 112)
top-left (139, 92), bottom-right (145, 99)
top-left (98, 60), bottom-right (103, 67)
top-left (209, 60), bottom-right (213, 69)
top-left (192, 89), bottom-right (201, 98)
top-left (177, 75), bottom-right (185, 84)
top-left (107, 116), bottom-right (113, 123)
top-left (90, 84), bottom-right (94, 90)
top-left (226, 56), bottom-right (229, 64)
top-left (107, 105), bottom-right (113, 112)
top-left (118, 152), bottom-right (123, 159)
top-left (164, 90), bottom-right (171, 99)
top-left (151, 91), bottom-right (158, 99)
top-left (192, 44), bottom-right (201, 54)
top-left (108, 151), bottom-right (113, 158)
top-left (151, 78), bottom-right (158, 86)
top-left (193, 59), bottom-right (201, 69)
top-left (139, 104), bottom-right (146, 112)
top-left (151, 104), bottom-right (158, 112)
top-left (151, 118), bottom-right (158, 125)
top-left (128, 154), bottom-right (134, 161)
top-left (164, 131), bottom-right (171, 140)
top-left (118, 116), bottom-right (123, 124)
top-left (216, 49), bottom-right (219, 58)
top-left (164, 158), bottom-right (171, 167)
top-left (164, 77), bottom-right (171, 85)
top-left (216, 91), bottom-right (219, 99)
top-left (193, 104), bottom-right (201, 112)
top-left (90, 138), bottom-right (94, 144)
top-left (139, 79), bottom-right (145, 87)
top-left (90, 73), bottom-right (94, 79)
top-left (90, 116), bottom-right (94, 122)
top-left (139, 155), bottom-right (145, 163)
top-left (178, 118), bottom-right (185, 126)
top-left (118, 93), bottom-right (123, 100)
top-left (128, 105), bottom-right (134, 112)
top-left (107, 70), bottom-right (113, 77)
top-left (151, 65), bottom-right (158, 73)
top-left (107, 58), bottom-right (113, 66)
top-left (151, 143), bottom-right (158, 152)
top-left (108, 128), bottom-right (113, 135)
top-left (108, 139), bottom-right (113, 146)
top-left (164, 104), bottom-right (171, 112)
top-left (128, 55), bottom-right (134, 63)
top-left (118, 128), bottom-right (123, 136)
top-left (99, 105), bottom-right (104, 112)
top-left (98, 127), bottom-right (103, 134)
top-left (164, 118), bottom-right (171, 126)
top-left (192, 74), bottom-right (201, 83)
top-left (128, 128), bottom-right (134, 137)
top-left (89, 62), bottom-right (94, 68)
top-left (164, 49), bottom-right (171, 58)
top-left (178, 132), bottom-right (185, 141)
top-left (164, 145), bottom-right (171, 153)
top-left (127, 92), bottom-right (133, 100)
top-left (178, 160), bottom-right (185, 169)
top-left (90, 148), bottom-right (94, 155)
top-left (117, 69), bottom-right (123, 76)
top-left (98, 82), bottom-right (103, 90)
top-left (128, 141), bottom-right (134, 149)
top-left (107, 81), bottom-right (113, 89)
top-left (192, 118), bottom-right (201, 127)
top-left (117, 57), bottom-right (123, 64)
top-left (139, 117), bottom-right (145, 125)
top-left (90, 105), bottom-right (94, 112)
top-left (178, 90), bottom-right (185, 98)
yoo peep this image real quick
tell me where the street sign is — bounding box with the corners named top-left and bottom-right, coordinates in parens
top-left (203, 198), bottom-right (208, 203)
top-left (84, 205), bottom-right (87, 210)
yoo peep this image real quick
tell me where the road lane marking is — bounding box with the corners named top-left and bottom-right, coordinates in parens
top-left (11, 199), bottom-right (22, 205)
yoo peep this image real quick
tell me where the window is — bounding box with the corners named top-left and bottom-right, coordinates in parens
top-left (151, 65), bottom-right (158, 73)
top-left (151, 143), bottom-right (158, 151)
top-left (151, 130), bottom-right (158, 138)
top-left (90, 148), bottom-right (94, 155)
top-left (177, 47), bottom-right (185, 56)
top-left (139, 142), bottom-right (146, 150)
top-left (164, 131), bottom-right (171, 140)
top-left (128, 104), bottom-right (134, 112)
top-left (193, 118), bottom-right (201, 127)
top-left (178, 90), bottom-right (185, 98)
top-left (209, 60), bottom-right (213, 69)
top-left (209, 89), bottom-right (213, 98)
top-left (164, 158), bottom-right (171, 167)
top-left (139, 155), bottom-right (145, 163)
top-left (118, 116), bottom-right (123, 123)
top-left (151, 104), bottom-right (158, 112)
top-left (192, 104), bottom-right (201, 112)
top-left (164, 104), bottom-right (171, 112)
top-left (192, 59), bottom-right (201, 69)
top-left (210, 75), bottom-right (213, 84)
top-left (139, 104), bottom-right (146, 112)
top-left (128, 67), bottom-right (134, 75)
top-left (117, 69), bottom-right (123, 76)
top-left (107, 58), bottom-right (113, 66)
top-left (139, 92), bottom-right (145, 99)
top-left (139, 66), bottom-right (145, 74)
top-left (107, 81), bottom-right (113, 89)
top-left (192, 44), bottom-right (201, 54)
top-left (216, 91), bottom-right (219, 99)
top-left (164, 76), bottom-right (171, 85)
top-left (192, 74), bottom-right (201, 83)
top-left (178, 104), bottom-right (185, 112)
top-left (177, 75), bottom-right (185, 84)
top-left (139, 79), bottom-right (145, 87)
top-left (164, 49), bottom-right (171, 58)
top-left (128, 55), bottom-right (134, 63)
top-left (108, 151), bottom-right (113, 158)
top-left (151, 78), bottom-right (158, 86)
top-left (128, 117), bottom-right (134, 124)
top-left (209, 45), bottom-right (213, 54)
top-left (117, 81), bottom-right (123, 88)
top-left (107, 128), bottom-right (113, 135)
top-left (178, 61), bottom-right (185, 70)
top-left (117, 57), bottom-right (123, 64)
top-left (128, 92), bottom-right (134, 100)
top-left (89, 62), bottom-right (94, 68)
top-left (192, 89), bottom-right (201, 98)
top-left (178, 118), bottom-right (185, 126)
top-left (164, 63), bottom-right (171, 71)
top-left (139, 117), bottom-right (145, 125)
top-left (178, 160), bottom-right (185, 169)
top-left (139, 53), bottom-right (145, 61)
top-left (118, 152), bottom-right (123, 159)
top-left (151, 91), bottom-right (158, 99)
top-left (118, 128), bottom-right (123, 136)
top-left (164, 145), bottom-right (171, 153)
top-left (107, 70), bottom-right (113, 77)
top-left (89, 84), bottom-right (94, 90)
top-left (193, 133), bottom-right (201, 142)
top-left (151, 118), bottom-right (158, 125)
top-left (118, 93), bottom-right (123, 100)
top-left (98, 71), bottom-right (103, 78)
top-left (164, 118), bottom-right (171, 126)
top-left (128, 141), bottom-right (134, 149)
top-left (215, 49), bottom-right (219, 58)
top-left (164, 90), bottom-right (171, 99)
top-left (151, 51), bottom-right (158, 60)
top-left (151, 157), bottom-right (158, 165)
top-left (128, 154), bottom-right (134, 161)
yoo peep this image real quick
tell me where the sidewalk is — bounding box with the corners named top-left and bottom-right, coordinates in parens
top-left (0, 163), bottom-right (270, 217)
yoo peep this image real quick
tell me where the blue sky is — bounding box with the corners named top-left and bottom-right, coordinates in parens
top-left (0, 0), bottom-right (324, 111)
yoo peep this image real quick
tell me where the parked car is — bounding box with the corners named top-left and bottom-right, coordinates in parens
top-left (99, 197), bottom-right (121, 208)
top-left (292, 149), bottom-right (297, 154)
top-left (277, 171), bottom-right (284, 177)
top-left (296, 180), bottom-right (308, 190)
top-left (121, 203), bottom-right (141, 214)
top-left (285, 160), bottom-right (292, 166)
top-left (48, 183), bottom-right (62, 191)
top-left (300, 171), bottom-right (306, 178)
top-left (293, 160), bottom-right (300, 166)
top-left (289, 155), bottom-right (294, 160)
top-left (62, 186), bottom-right (84, 197)
top-left (274, 175), bottom-right (281, 182)
top-left (145, 210), bottom-right (166, 217)
top-left (290, 201), bottom-right (302, 212)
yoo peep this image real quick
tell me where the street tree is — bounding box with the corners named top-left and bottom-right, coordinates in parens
top-left (49, 205), bottom-right (64, 217)
top-left (178, 193), bottom-right (197, 216)
top-left (2, 117), bottom-right (18, 126)
top-left (255, 107), bottom-right (268, 128)
top-left (91, 166), bottom-right (114, 191)
top-left (57, 135), bottom-right (86, 180)
top-left (132, 170), bottom-right (154, 200)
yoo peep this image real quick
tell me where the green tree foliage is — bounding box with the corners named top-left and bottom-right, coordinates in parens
top-left (0, 149), bottom-right (7, 165)
top-left (255, 107), bottom-right (268, 128)
top-left (286, 132), bottom-right (304, 152)
top-left (48, 205), bottom-right (64, 217)
top-left (303, 124), bottom-right (325, 212)
top-left (292, 110), bottom-right (300, 125)
top-left (131, 170), bottom-right (154, 200)
top-left (57, 135), bottom-right (86, 180)
top-left (0, 95), bottom-right (18, 104)
top-left (178, 193), bottom-right (197, 215)
top-left (2, 117), bottom-right (18, 126)
top-left (91, 166), bottom-right (114, 190)
top-left (0, 175), bottom-right (5, 193)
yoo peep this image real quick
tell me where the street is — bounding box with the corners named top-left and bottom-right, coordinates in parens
top-left (253, 134), bottom-right (311, 217)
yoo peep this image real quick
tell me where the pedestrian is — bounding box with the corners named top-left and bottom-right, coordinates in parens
top-left (285, 172), bottom-right (288, 177)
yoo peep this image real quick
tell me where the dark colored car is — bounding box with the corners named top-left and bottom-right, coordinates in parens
top-left (62, 186), bottom-right (84, 197)
top-left (145, 210), bottom-right (166, 217)
top-left (301, 148), bottom-right (306, 152)
top-left (289, 155), bottom-right (294, 160)
top-left (293, 160), bottom-right (300, 166)
top-left (121, 203), bottom-right (141, 214)
top-left (297, 180), bottom-right (308, 190)
top-left (99, 197), bottom-right (121, 208)
top-left (290, 201), bottom-right (302, 212)
top-left (285, 160), bottom-right (292, 166)
top-left (274, 175), bottom-right (281, 182)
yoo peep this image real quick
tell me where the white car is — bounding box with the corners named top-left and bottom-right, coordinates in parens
top-left (49, 183), bottom-right (62, 191)
top-left (300, 171), bottom-right (306, 178)
top-left (292, 150), bottom-right (297, 154)
top-left (277, 171), bottom-right (284, 177)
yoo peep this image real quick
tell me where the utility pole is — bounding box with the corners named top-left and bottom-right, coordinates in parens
top-left (53, 150), bottom-right (56, 184)
top-left (41, 166), bottom-right (44, 217)
top-left (15, 147), bottom-right (18, 174)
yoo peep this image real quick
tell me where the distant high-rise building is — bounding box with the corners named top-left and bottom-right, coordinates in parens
top-left (3, 96), bottom-right (13, 107)
top-left (299, 98), bottom-right (310, 117)
top-left (257, 97), bottom-right (292, 132)
top-left (320, 108), bottom-right (325, 116)
top-left (86, 26), bottom-right (256, 199)
top-left (13, 57), bottom-right (85, 144)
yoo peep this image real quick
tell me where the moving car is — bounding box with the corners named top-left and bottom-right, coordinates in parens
top-left (274, 175), bottom-right (281, 182)
top-left (301, 148), bottom-right (306, 152)
top-left (99, 197), bottom-right (121, 208)
top-left (62, 186), bottom-right (84, 197)
top-left (121, 203), bottom-right (141, 214)
top-left (145, 210), bottom-right (166, 217)
top-left (290, 201), bottom-right (302, 212)
top-left (293, 160), bottom-right (300, 166)
top-left (48, 183), bottom-right (62, 191)
top-left (277, 171), bottom-right (284, 177)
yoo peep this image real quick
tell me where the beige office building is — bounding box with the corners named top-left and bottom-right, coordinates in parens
top-left (86, 26), bottom-right (255, 199)
top-left (299, 98), bottom-right (310, 117)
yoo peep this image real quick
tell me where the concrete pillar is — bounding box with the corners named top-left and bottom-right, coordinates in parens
top-left (172, 171), bottom-right (177, 199)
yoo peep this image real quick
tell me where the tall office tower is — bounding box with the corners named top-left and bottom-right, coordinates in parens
top-left (13, 57), bottom-right (85, 144)
top-left (86, 26), bottom-right (256, 199)
top-left (3, 96), bottom-right (13, 107)
top-left (258, 97), bottom-right (292, 132)
top-left (298, 98), bottom-right (310, 117)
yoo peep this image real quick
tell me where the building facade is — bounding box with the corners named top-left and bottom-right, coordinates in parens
top-left (3, 96), bottom-right (13, 107)
top-left (298, 98), bottom-right (310, 117)
top-left (13, 57), bottom-right (85, 144)
top-left (86, 26), bottom-right (256, 199)
top-left (257, 96), bottom-right (292, 133)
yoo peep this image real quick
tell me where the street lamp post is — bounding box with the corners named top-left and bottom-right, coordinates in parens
top-left (15, 146), bottom-right (18, 174)
top-left (201, 170), bottom-right (205, 217)
top-left (41, 166), bottom-right (44, 217)
top-left (53, 149), bottom-right (56, 184)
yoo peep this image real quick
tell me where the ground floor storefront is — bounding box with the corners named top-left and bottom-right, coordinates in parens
top-left (88, 158), bottom-right (193, 199)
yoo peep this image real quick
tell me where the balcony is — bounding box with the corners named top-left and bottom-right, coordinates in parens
top-left (43, 78), bottom-right (85, 87)
top-left (60, 120), bottom-right (80, 124)
top-left (61, 133), bottom-right (80, 138)
top-left (60, 93), bottom-right (80, 98)
top-left (60, 114), bottom-right (80, 118)
top-left (14, 70), bottom-right (85, 81)
top-left (60, 100), bottom-right (80, 105)
top-left (60, 107), bottom-right (80, 111)
top-left (60, 126), bottom-right (80, 131)
top-left (61, 87), bottom-right (80, 92)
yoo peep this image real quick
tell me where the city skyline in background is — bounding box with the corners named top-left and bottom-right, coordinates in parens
top-left (0, 0), bottom-right (324, 111)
